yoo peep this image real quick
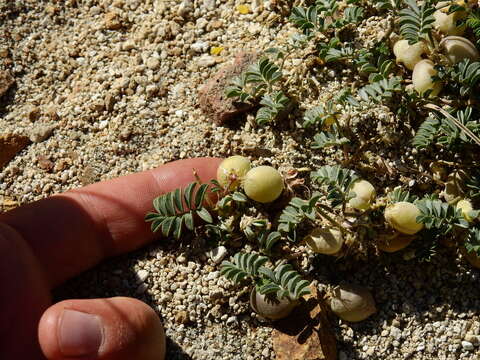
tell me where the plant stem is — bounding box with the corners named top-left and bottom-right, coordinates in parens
top-left (316, 206), bottom-right (344, 229)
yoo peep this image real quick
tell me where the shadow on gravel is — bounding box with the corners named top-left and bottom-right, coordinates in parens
top-left (54, 247), bottom-right (191, 359)
top-left (312, 246), bottom-right (480, 359)
top-left (0, 82), bottom-right (18, 117)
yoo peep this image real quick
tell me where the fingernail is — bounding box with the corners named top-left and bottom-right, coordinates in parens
top-left (58, 309), bottom-right (103, 357)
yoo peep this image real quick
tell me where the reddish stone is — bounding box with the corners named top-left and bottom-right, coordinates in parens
top-left (198, 51), bottom-right (257, 125)
top-left (272, 286), bottom-right (337, 360)
top-left (0, 134), bottom-right (30, 169)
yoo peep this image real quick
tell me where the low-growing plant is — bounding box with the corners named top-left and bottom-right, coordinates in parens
top-left (226, 57), bottom-right (290, 126)
top-left (145, 0), bottom-right (480, 326)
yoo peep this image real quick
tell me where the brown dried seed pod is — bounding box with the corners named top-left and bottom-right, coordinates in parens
top-left (327, 283), bottom-right (376, 322)
top-left (250, 288), bottom-right (297, 320)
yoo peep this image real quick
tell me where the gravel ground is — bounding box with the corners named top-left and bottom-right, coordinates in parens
top-left (1, 0), bottom-right (480, 359)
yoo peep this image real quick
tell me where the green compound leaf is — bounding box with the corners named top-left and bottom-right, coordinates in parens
top-left (289, 6), bottom-right (321, 35)
top-left (466, 9), bottom-right (480, 46)
top-left (220, 252), bottom-right (269, 284)
top-left (448, 59), bottom-right (480, 97)
top-left (415, 198), bottom-right (469, 234)
top-left (225, 73), bottom-right (252, 103)
top-left (278, 194), bottom-right (321, 242)
top-left (465, 227), bottom-right (480, 256)
top-left (255, 91), bottom-right (289, 125)
top-left (311, 129), bottom-right (349, 149)
top-left (466, 170), bottom-right (480, 200)
top-left (343, 6), bottom-right (364, 24)
top-left (315, 0), bottom-right (339, 17)
top-left (387, 186), bottom-right (418, 203)
top-left (399, 0), bottom-right (436, 45)
top-left (257, 263), bottom-right (311, 301)
top-left (257, 231), bottom-right (282, 253)
top-left (145, 181), bottom-right (212, 240)
top-left (413, 107), bottom-right (480, 151)
top-left (311, 165), bottom-right (359, 208)
top-left (412, 116), bottom-right (441, 150)
top-left (301, 101), bottom-right (339, 129)
top-left (246, 57), bottom-right (282, 91)
top-left (357, 76), bottom-right (402, 104)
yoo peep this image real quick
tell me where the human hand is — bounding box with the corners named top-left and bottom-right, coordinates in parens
top-left (0, 157), bottom-right (222, 360)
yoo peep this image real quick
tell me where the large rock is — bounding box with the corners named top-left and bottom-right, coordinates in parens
top-left (198, 51), bottom-right (257, 125)
top-left (0, 134), bottom-right (30, 169)
top-left (0, 70), bottom-right (15, 98)
top-left (272, 285), bottom-right (337, 360)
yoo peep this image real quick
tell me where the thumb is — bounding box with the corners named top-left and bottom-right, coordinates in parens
top-left (38, 297), bottom-right (166, 360)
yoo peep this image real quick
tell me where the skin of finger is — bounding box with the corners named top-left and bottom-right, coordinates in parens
top-left (0, 157), bottom-right (222, 287)
top-left (0, 223), bottom-right (51, 360)
top-left (39, 297), bottom-right (166, 360)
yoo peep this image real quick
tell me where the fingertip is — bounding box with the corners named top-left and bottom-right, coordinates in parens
top-left (39, 297), bottom-right (166, 360)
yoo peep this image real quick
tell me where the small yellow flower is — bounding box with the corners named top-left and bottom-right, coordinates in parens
top-left (210, 46), bottom-right (224, 56)
top-left (237, 4), bottom-right (250, 14)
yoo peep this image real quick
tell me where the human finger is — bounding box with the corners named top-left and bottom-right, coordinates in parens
top-left (38, 297), bottom-right (165, 360)
top-left (0, 157), bottom-right (222, 287)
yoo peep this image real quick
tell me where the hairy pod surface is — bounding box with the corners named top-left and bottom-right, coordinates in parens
top-left (439, 36), bottom-right (480, 64)
top-left (216, 155), bottom-right (251, 190)
top-left (250, 288), bottom-right (297, 320)
top-left (412, 60), bottom-right (442, 97)
top-left (377, 234), bottom-right (415, 253)
top-left (328, 283), bottom-right (377, 322)
top-left (243, 166), bottom-right (284, 203)
top-left (348, 179), bottom-right (376, 210)
top-left (305, 227), bottom-right (344, 255)
top-left (385, 201), bottom-right (424, 235)
top-left (393, 40), bottom-right (425, 70)
top-left (433, 2), bottom-right (467, 36)
top-left (457, 199), bottom-right (475, 222)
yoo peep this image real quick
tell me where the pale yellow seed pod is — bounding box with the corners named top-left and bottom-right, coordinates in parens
top-left (348, 180), bottom-right (376, 210)
top-left (457, 199), bottom-right (475, 222)
top-left (412, 60), bottom-right (442, 97)
top-left (378, 234), bottom-right (415, 253)
top-left (216, 155), bottom-right (251, 190)
top-left (385, 201), bottom-right (424, 235)
top-left (433, 2), bottom-right (467, 36)
top-left (393, 40), bottom-right (425, 70)
top-left (328, 283), bottom-right (377, 322)
top-left (243, 166), bottom-right (284, 203)
top-left (439, 36), bottom-right (480, 64)
top-left (305, 227), bottom-right (344, 255)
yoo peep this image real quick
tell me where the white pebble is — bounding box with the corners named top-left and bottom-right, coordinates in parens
top-left (191, 41), bottom-right (209, 53)
top-left (136, 269), bottom-right (149, 283)
top-left (207, 246), bottom-right (228, 264)
top-left (196, 55), bottom-right (216, 68)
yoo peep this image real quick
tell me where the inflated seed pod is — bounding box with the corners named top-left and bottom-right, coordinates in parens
top-left (384, 201), bottom-right (424, 235)
top-left (250, 288), bottom-right (297, 320)
top-left (348, 179), bottom-right (376, 210)
top-left (457, 199), bottom-right (475, 222)
top-left (412, 60), bottom-right (442, 97)
top-left (243, 166), bottom-right (284, 203)
top-left (439, 36), bottom-right (480, 64)
top-left (433, 2), bottom-right (467, 36)
top-left (393, 40), bottom-right (425, 70)
top-left (305, 227), bottom-right (344, 255)
top-left (216, 155), bottom-right (251, 190)
top-left (328, 283), bottom-right (376, 322)
top-left (378, 234), bottom-right (416, 253)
